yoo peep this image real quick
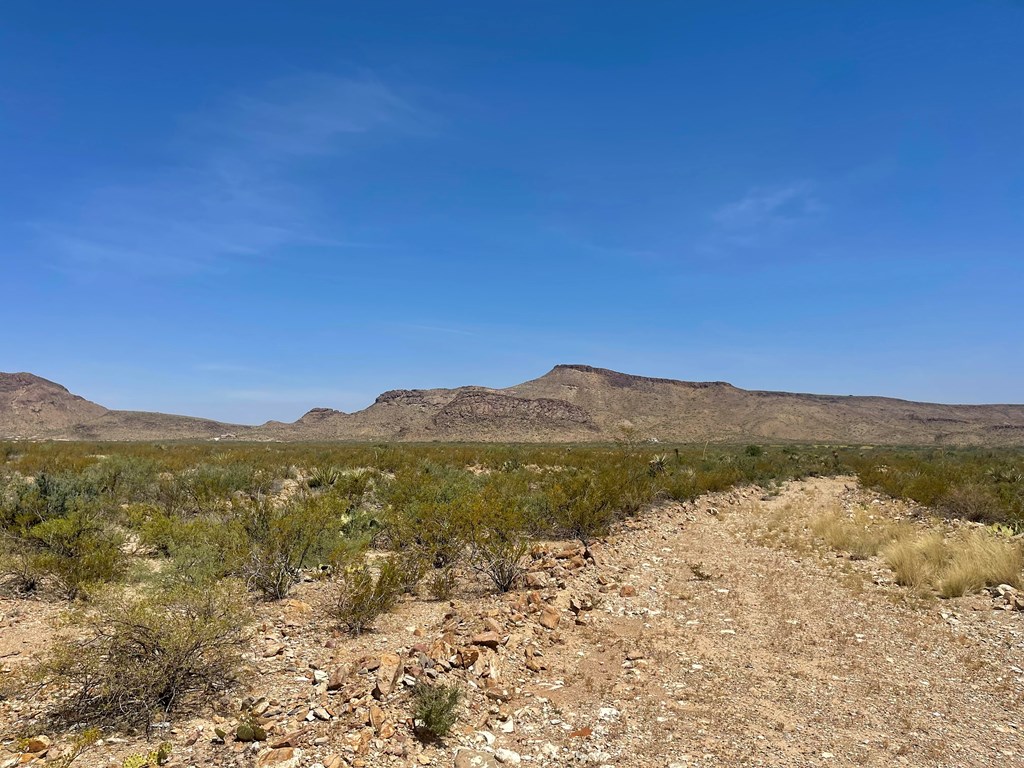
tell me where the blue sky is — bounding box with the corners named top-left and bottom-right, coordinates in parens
top-left (2, 1), bottom-right (1022, 423)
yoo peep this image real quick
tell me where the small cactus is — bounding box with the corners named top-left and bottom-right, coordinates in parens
top-left (235, 714), bottom-right (267, 742)
top-left (121, 743), bottom-right (171, 768)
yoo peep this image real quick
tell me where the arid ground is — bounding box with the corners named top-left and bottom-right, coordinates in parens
top-left (3, 475), bottom-right (1021, 768)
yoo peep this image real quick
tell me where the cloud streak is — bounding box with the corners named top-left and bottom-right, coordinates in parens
top-left (36, 73), bottom-right (418, 275)
top-left (707, 181), bottom-right (824, 249)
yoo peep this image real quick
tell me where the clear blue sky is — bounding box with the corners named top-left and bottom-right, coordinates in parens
top-left (2, 1), bottom-right (1022, 424)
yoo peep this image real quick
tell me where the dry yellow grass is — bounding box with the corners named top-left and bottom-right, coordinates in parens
top-left (936, 531), bottom-right (1024, 598)
top-left (810, 511), bottom-right (910, 560)
top-left (882, 532), bottom-right (947, 590)
top-left (800, 506), bottom-right (1024, 600)
top-left (880, 528), bottom-right (1022, 598)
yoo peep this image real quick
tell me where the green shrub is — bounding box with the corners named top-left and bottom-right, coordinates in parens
top-left (463, 472), bottom-right (538, 592)
top-left (938, 483), bottom-right (1007, 524)
top-left (540, 469), bottom-right (617, 550)
top-left (412, 682), bottom-right (462, 738)
top-left (35, 581), bottom-right (251, 730)
top-left (307, 465), bottom-right (342, 489)
top-left (2, 503), bottom-right (126, 599)
top-left (382, 464), bottom-right (478, 569)
top-left (333, 557), bottom-right (403, 635)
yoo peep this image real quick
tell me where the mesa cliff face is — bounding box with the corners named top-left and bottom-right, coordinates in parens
top-left (2, 366), bottom-right (1024, 445)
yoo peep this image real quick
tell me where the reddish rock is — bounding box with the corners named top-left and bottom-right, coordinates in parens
top-left (471, 631), bottom-right (502, 649)
top-left (538, 607), bottom-right (561, 629)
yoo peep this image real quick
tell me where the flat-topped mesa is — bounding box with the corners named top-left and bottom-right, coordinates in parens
top-left (547, 364), bottom-right (734, 389)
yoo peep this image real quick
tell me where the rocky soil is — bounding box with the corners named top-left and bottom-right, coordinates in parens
top-left (2, 476), bottom-right (1023, 767)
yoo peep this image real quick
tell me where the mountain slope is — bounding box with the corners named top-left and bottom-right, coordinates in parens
top-left (3, 366), bottom-right (1024, 444)
top-left (251, 364), bottom-right (1024, 445)
top-left (0, 373), bottom-right (109, 438)
top-left (0, 372), bottom-right (244, 441)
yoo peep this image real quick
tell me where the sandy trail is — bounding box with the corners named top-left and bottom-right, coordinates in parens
top-left (536, 476), bottom-right (1024, 768)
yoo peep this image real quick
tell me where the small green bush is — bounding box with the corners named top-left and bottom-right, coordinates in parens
top-left (412, 682), bottom-right (462, 738)
top-left (938, 483), bottom-right (1007, 524)
top-left (333, 557), bottom-right (403, 635)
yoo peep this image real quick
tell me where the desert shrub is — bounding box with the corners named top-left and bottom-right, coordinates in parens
top-left (236, 494), bottom-right (342, 600)
top-left (1, 498), bottom-right (126, 599)
top-left (470, 532), bottom-right (528, 593)
top-left (463, 472), bottom-right (538, 592)
top-left (155, 462), bottom-right (276, 515)
top-left (540, 468), bottom-right (617, 550)
top-left (26, 509), bottom-right (126, 598)
top-left (427, 566), bottom-right (458, 600)
top-left (412, 682), bottom-right (462, 738)
top-left (81, 455), bottom-right (158, 504)
top-left (382, 464), bottom-right (478, 569)
top-left (333, 556), bottom-right (404, 635)
top-left (938, 483), bottom-right (1007, 524)
top-left (35, 581), bottom-right (251, 731)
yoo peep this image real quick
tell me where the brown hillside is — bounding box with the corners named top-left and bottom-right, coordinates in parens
top-left (0, 373), bottom-right (108, 438)
top-left (0, 372), bottom-right (244, 441)
top-left (3, 366), bottom-right (1024, 444)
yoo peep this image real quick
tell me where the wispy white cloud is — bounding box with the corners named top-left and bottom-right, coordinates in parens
top-left (195, 73), bottom-right (418, 158)
top-left (707, 181), bottom-right (824, 249)
top-left (36, 73), bottom-right (419, 275)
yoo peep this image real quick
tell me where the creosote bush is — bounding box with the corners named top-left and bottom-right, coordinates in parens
top-left (36, 581), bottom-right (251, 731)
top-left (237, 492), bottom-right (359, 600)
top-left (0, 473), bottom-right (126, 599)
top-left (333, 557), bottom-right (404, 635)
top-left (412, 682), bottom-right (462, 739)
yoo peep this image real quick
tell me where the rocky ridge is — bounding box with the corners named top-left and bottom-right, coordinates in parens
top-left (3, 366), bottom-right (1024, 444)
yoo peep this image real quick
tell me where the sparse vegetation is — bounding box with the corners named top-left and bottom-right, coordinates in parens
top-left (412, 682), bottom-right (462, 739)
top-left (333, 557), bottom-right (404, 634)
top-left (810, 510), bottom-right (909, 561)
top-left (2, 439), bottom-right (1022, 747)
top-left (35, 581), bottom-right (251, 730)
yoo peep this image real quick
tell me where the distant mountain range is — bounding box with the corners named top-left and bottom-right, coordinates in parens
top-left (2, 365), bottom-right (1023, 445)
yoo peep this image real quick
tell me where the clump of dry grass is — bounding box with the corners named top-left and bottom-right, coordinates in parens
top-left (936, 531), bottom-right (1024, 598)
top-left (882, 528), bottom-right (1023, 597)
top-left (810, 511), bottom-right (909, 560)
top-left (882, 532), bottom-right (947, 589)
top-left (811, 507), bottom-right (1024, 599)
